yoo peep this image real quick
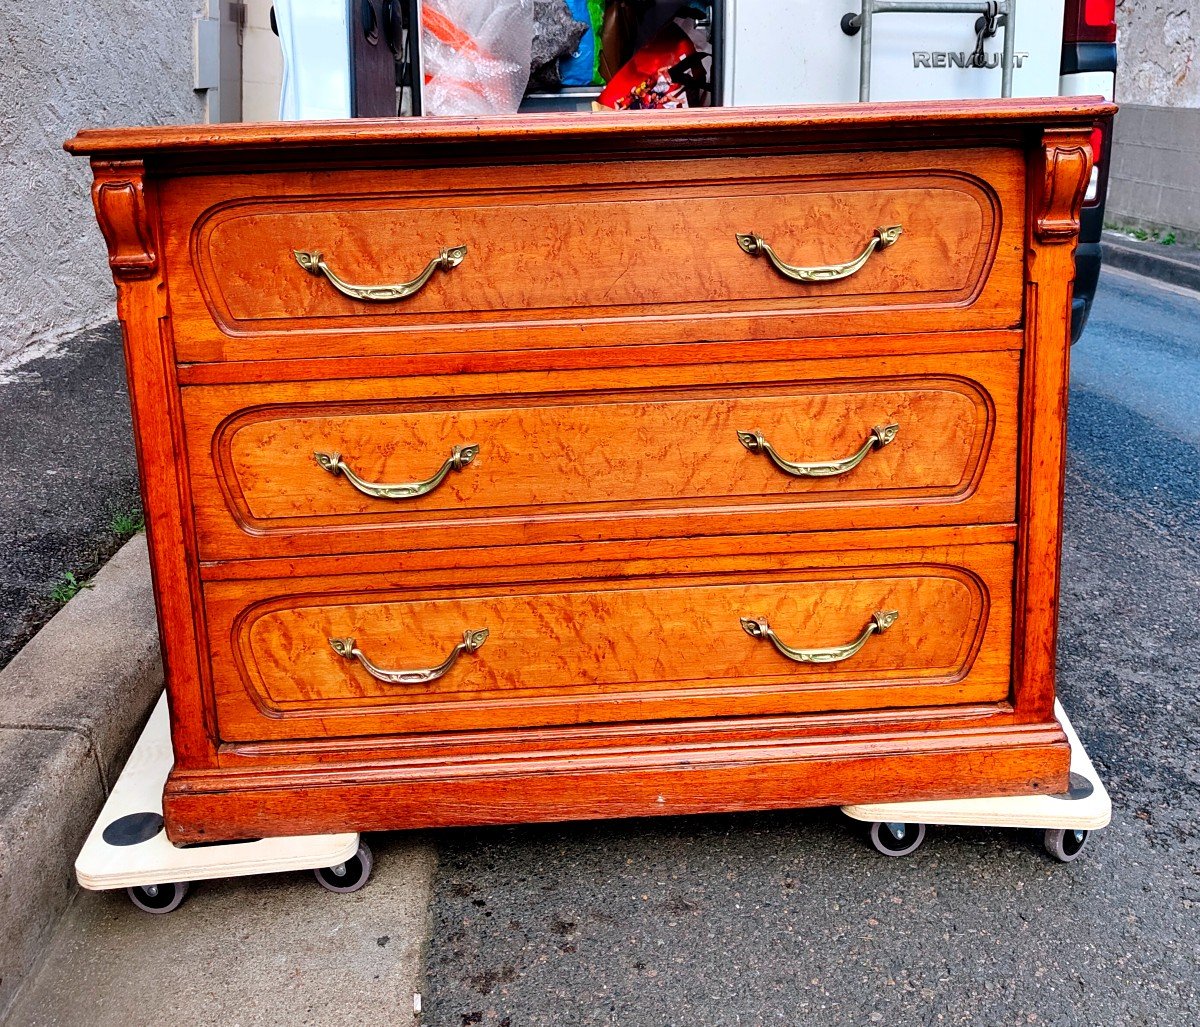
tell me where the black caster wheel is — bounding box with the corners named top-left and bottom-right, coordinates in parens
top-left (314, 840), bottom-right (374, 893)
top-left (868, 821), bottom-right (927, 857)
top-left (1043, 827), bottom-right (1089, 863)
top-left (126, 880), bottom-right (190, 914)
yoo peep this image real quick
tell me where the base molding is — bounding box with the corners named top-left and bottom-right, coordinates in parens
top-left (164, 716), bottom-right (1070, 843)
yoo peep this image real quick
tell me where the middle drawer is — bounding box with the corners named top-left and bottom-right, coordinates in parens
top-left (185, 351), bottom-right (1018, 562)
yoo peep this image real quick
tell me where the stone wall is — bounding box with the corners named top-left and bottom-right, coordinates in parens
top-left (0, 1), bottom-right (209, 367)
top-left (1107, 2), bottom-right (1200, 243)
top-left (1107, 104), bottom-right (1200, 244)
top-left (1116, 1), bottom-right (1198, 107)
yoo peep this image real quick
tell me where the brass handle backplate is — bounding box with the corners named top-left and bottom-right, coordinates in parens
top-left (315, 444), bottom-right (479, 501)
top-left (736, 225), bottom-right (902, 283)
top-left (741, 610), bottom-right (899, 665)
top-left (329, 628), bottom-right (489, 685)
top-left (294, 244), bottom-right (467, 302)
top-left (737, 423), bottom-right (898, 478)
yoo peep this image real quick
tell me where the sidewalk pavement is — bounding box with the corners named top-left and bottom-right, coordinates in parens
top-left (1101, 229), bottom-right (1200, 293)
top-left (6, 836), bottom-right (435, 1027)
top-left (0, 536), bottom-right (162, 1018)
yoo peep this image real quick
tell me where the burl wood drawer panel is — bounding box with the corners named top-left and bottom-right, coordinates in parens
top-left (206, 541), bottom-right (1014, 742)
top-left (184, 351), bottom-right (1017, 561)
top-left (162, 147), bottom-right (1024, 364)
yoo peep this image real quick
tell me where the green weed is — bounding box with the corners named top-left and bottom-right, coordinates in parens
top-left (109, 509), bottom-right (146, 538)
top-left (49, 571), bottom-right (94, 605)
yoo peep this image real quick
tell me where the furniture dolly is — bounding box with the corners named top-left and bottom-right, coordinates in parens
top-left (75, 694), bottom-right (372, 913)
top-left (843, 699), bottom-right (1111, 860)
top-left (76, 694), bottom-right (1107, 915)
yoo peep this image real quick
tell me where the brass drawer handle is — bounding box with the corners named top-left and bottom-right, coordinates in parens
top-left (294, 245), bottom-right (467, 302)
top-left (315, 444), bottom-right (479, 500)
top-left (735, 225), bottom-right (902, 283)
top-left (740, 610), bottom-right (898, 665)
top-left (737, 423), bottom-right (898, 478)
top-left (329, 628), bottom-right (489, 685)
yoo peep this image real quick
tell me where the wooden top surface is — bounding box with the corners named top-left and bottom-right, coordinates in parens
top-left (65, 96), bottom-right (1115, 160)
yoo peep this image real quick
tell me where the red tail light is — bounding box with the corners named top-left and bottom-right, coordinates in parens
top-left (1084, 122), bottom-right (1111, 207)
top-left (1065, 0), bottom-right (1117, 44)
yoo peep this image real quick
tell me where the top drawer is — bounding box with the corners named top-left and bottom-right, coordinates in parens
top-left (162, 147), bottom-right (1025, 364)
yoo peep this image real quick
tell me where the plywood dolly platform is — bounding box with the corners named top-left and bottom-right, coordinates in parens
top-left (843, 701), bottom-right (1111, 862)
top-left (76, 693), bottom-right (373, 914)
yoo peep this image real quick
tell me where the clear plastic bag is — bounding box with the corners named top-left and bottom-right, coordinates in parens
top-left (421, 0), bottom-right (534, 116)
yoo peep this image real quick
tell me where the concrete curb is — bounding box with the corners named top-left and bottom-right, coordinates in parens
top-left (0, 535), bottom-right (162, 1020)
top-left (1101, 231), bottom-right (1200, 294)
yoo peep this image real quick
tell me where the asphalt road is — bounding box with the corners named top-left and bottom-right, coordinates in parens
top-left (0, 323), bottom-right (141, 669)
top-left (423, 270), bottom-right (1200, 1027)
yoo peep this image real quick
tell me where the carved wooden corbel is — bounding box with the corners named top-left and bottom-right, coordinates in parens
top-left (91, 160), bottom-right (158, 278)
top-left (1035, 128), bottom-right (1093, 244)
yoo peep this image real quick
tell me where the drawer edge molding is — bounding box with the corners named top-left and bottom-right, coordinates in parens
top-left (208, 549), bottom-right (1004, 739)
top-left (162, 717), bottom-right (1070, 843)
top-left (178, 156), bottom-right (1012, 353)
top-left (193, 363), bottom-right (1006, 557)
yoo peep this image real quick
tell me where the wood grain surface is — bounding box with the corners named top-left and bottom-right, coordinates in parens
top-left (162, 148), bottom-right (1023, 362)
top-left (1010, 128), bottom-right (1095, 725)
top-left (63, 95), bottom-right (1115, 157)
top-left (204, 541), bottom-right (1012, 740)
top-left (164, 718), bottom-right (1071, 842)
top-left (193, 165), bottom-right (1000, 326)
top-left (91, 161), bottom-right (221, 771)
top-left (184, 350), bottom-right (1016, 560)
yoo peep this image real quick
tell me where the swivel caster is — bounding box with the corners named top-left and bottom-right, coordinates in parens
top-left (1043, 827), bottom-right (1089, 863)
top-left (126, 880), bottom-right (190, 914)
top-left (313, 839), bottom-right (374, 893)
top-left (868, 821), bottom-right (926, 857)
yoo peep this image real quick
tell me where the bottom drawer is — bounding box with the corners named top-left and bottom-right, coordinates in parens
top-left (206, 541), bottom-right (1014, 742)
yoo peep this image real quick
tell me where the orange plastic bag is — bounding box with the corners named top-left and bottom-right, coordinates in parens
top-left (422, 0), bottom-right (533, 115)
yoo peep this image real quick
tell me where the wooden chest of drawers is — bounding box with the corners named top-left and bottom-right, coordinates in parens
top-left (66, 98), bottom-right (1113, 843)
